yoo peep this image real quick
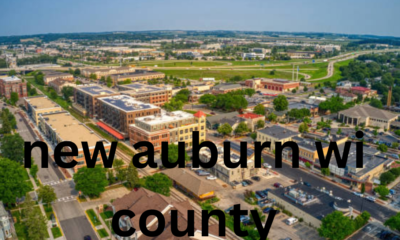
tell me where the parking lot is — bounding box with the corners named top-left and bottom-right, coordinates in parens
top-left (268, 214), bottom-right (324, 240)
top-left (350, 221), bottom-right (399, 240)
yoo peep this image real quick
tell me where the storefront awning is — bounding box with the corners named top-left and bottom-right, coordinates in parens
top-left (96, 122), bottom-right (124, 140)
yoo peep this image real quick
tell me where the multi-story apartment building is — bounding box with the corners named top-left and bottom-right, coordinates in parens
top-left (97, 95), bottom-right (161, 139)
top-left (110, 70), bottom-right (165, 83)
top-left (199, 140), bottom-right (258, 184)
top-left (118, 83), bottom-right (172, 107)
top-left (43, 71), bottom-right (74, 85)
top-left (129, 110), bottom-right (207, 153)
top-left (24, 96), bottom-right (64, 125)
top-left (0, 76), bottom-right (27, 99)
top-left (38, 111), bottom-right (111, 172)
top-left (73, 84), bottom-right (120, 118)
top-left (81, 66), bottom-right (136, 79)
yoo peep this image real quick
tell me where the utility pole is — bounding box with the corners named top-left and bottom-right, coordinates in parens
top-left (296, 66), bottom-right (299, 81)
top-left (292, 64), bottom-right (294, 81)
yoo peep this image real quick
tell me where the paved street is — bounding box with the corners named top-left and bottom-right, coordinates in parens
top-left (262, 154), bottom-right (397, 222)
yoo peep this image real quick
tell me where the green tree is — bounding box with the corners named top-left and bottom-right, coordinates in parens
top-left (113, 159), bottom-right (127, 182)
top-left (256, 119), bottom-right (265, 129)
top-left (234, 122), bottom-right (249, 135)
top-left (126, 162), bottom-right (140, 189)
top-left (10, 92), bottom-right (19, 105)
top-left (144, 173), bottom-right (172, 196)
top-left (30, 164), bottom-right (39, 179)
top-left (303, 86), bottom-right (308, 92)
top-left (29, 88), bottom-right (37, 96)
top-left (250, 132), bottom-right (257, 140)
top-left (73, 166), bottom-right (108, 197)
top-left (373, 129), bottom-right (378, 137)
top-left (100, 76), bottom-right (106, 82)
top-left (375, 185), bottom-right (390, 197)
top-left (318, 211), bottom-right (355, 240)
top-left (217, 123), bottom-right (233, 136)
top-left (361, 183), bottom-right (365, 193)
top-left (378, 144), bottom-right (388, 152)
top-left (370, 98), bottom-right (383, 109)
top-left (199, 94), bottom-right (216, 106)
top-left (337, 128), bottom-right (342, 135)
top-left (106, 76), bottom-right (113, 87)
top-left (163, 98), bottom-right (184, 111)
top-left (267, 113), bottom-right (277, 122)
top-left (273, 95), bottom-right (289, 111)
top-left (37, 185), bottom-right (57, 205)
top-left (62, 86), bottom-right (74, 101)
top-left (74, 68), bottom-right (81, 76)
top-left (321, 168), bottom-right (330, 176)
top-left (385, 212), bottom-right (400, 232)
top-left (0, 158), bottom-right (31, 204)
top-left (392, 142), bottom-right (399, 149)
top-left (380, 172), bottom-right (395, 185)
top-left (253, 104), bottom-right (266, 115)
top-left (303, 117), bottom-right (311, 125)
top-left (8, 69), bottom-right (17, 76)
top-left (161, 143), bottom-right (190, 164)
top-left (0, 134), bottom-right (25, 164)
top-left (49, 89), bottom-right (58, 99)
top-left (25, 202), bottom-right (48, 240)
top-left (292, 89), bottom-right (297, 93)
top-left (298, 122), bottom-right (309, 133)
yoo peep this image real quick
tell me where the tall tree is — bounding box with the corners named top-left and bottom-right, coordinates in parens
top-left (10, 92), bottom-right (19, 105)
top-left (161, 143), bottom-right (190, 164)
top-left (126, 162), bottom-right (140, 189)
top-left (217, 123), bottom-right (233, 136)
top-left (235, 122), bottom-right (250, 135)
top-left (0, 133), bottom-right (25, 163)
top-left (0, 158), bottom-right (31, 204)
top-left (144, 173), bottom-right (172, 196)
top-left (253, 104), bottom-right (266, 115)
top-left (73, 166), bottom-right (108, 197)
top-left (273, 95), bottom-right (289, 111)
top-left (37, 185), bottom-right (57, 205)
top-left (318, 211), bottom-right (355, 240)
top-left (113, 159), bottom-right (127, 182)
top-left (385, 212), bottom-right (400, 232)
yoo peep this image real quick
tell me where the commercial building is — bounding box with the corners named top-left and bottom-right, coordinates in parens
top-left (237, 112), bottom-right (265, 131)
top-left (38, 112), bottom-right (111, 172)
top-left (336, 86), bottom-right (377, 99)
top-left (43, 71), bottom-right (74, 85)
top-left (338, 105), bottom-right (398, 129)
top-left (256, 125), bottom-right (299, 152)
top-left (24, 96), bottom-right (63, 125)
top-left (97, 95), bottom-right (161, 139)
top-left (241, 52), bottom-right (265, 59)
top-left (112, 188), bottom-right (225, 240)
top-left (212, 83), bottom-right (243, 94)
top-left (199, 140), bottom-right (257, 185)
top-left (110, 70), bottom-right (165, 83)
top-left (268, 184), bottom-right (352, 228)
top-left (129, 110), bottom-right (206, 152)
top-left (48, 78), bottom-right (76, 94)
top-left (284, 51), bottom-right (316, 59)
top-left (0, 76), bottom-right (27, 99)
top-left (117, 83), bottom-right (172, 107)
top-left (244, 78), bottom-right (300, 92)
top-left (206, 112), bottom-right (239, 129)
top-left (81, 66), bottom-right (136, 79)
top-left (73, 84), bottom-right (119, 118)
top-left (164, 168), bottom-right (221, 200)
top-left (288, 102), bottom-right (319, 116)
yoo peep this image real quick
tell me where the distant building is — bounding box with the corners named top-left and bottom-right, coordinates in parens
top-left (241, 52), bottom-right (265, 59)
top-left (200, 43), bottom-right (222, 50)
top-left (129, 110), bottom-right (206, 152)
top-left (206, 112), bottom-right (238, 129)
top-left (43, 71), bottom-right (74, 85)
top-left (110, 70), bottom-right (165, 83)
top-left (338, 105), bottom-right (398, 129)
top-left (212, 83), bottom-right (243, 94)
top-left (97, 95), bottom-right (161, 139)
top-left (48, 78), bottom-right (76, 94)
top-left (237, 112), bottom-right (265, 131)
top-left (284, 51), bottom-right (315, 59)
top-left (244, 78), bottom-right (300, 92)
top-left (288, 102), bottom-right (319, 116)
top-left (81, 66), bottom-right (136, 79)
top-left (73, 84), bottom-right (119, 118)
top-left (24, 96), bottom-right (63, 125)
top-left (118, 83), bottom-right (172, 107)
top-left (38, 111), bottom-right (111, 172)
top-left (0, 76), bottom-right (27, 99)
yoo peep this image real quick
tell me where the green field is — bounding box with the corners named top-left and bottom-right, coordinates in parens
top-left (310, 59), bottom-right (353, 83)
top-left (159, 69), bottom-right (296, 80)
top-left (139, 60), bottom-right (227, 67)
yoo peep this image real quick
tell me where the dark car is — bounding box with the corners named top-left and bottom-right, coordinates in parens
top-left (303, 182), bottom-right (311, 187)
top-left (273, 183), bottom-right (282, 188)
top-left (84, 236), bottom-right (92, 240)
top-left (251, 176), bottom-right (261, 182)
top-left (53, 162), bottom-right (58, 168)
top-left (256, 191), bottom-right (266, 198)
top-left (263, 207), bottom-right (273, 213)
top-left (244, 179), bottom-right (253, 185)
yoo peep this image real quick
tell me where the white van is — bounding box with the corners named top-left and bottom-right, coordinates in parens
top-left (286, 217), bottom-right (298, 226)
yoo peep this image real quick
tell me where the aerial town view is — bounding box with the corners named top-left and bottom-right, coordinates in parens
top-left (1, 1), bottom-right (400, 240)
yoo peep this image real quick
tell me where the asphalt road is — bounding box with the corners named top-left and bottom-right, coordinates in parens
top-left (262, 154), bottom-right (396, 222)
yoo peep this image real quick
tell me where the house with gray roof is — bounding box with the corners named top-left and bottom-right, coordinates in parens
top-left (0, 201), bottom-right (11, 240)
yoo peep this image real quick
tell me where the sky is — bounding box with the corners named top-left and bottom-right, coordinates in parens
top-left (1, 0), bottom-right (399, 37)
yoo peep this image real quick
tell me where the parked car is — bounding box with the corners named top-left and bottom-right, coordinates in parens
top-left (186, 163), bottom-right (192, 168)
top-left (303, 182), bottom-right (311, 187)
top-left (390, 189), bottom-right (397, 195)
top-left (251, 176), bottom-right (260, 182)
top-left (353, 192), bottom-right (364, 197)
top-left (273, 183), bottom-right (283, 188)
top-left (334, 196), bottom-right (343, 201)
top-left (244, 179), bottom-right (253, 185)
top-left (256, 191), bottom-right (266, 198)
top-left (240, 216), bottom-right (250, 222)
top-left (263, 163), bottom-right (272, 169)
top-left (242, 181), bottom-right (248, 187)
top-left (207, 175), bottom-right (217, 180)
top-left (197, 171), bottom-right (210, 176)
top-left (366, 196), bottom-right (376, 202)
top-left (263, 207), bottom-right (273, 213)
top-left (84, 236), bottom-right (92, 240)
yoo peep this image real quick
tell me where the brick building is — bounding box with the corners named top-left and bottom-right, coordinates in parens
top-left (81, 66), bottom-right (136, 79)
top-left (43, 71), bottom-right (74, 85)
top-left (118, 83), bottom-right (172, 107)
top-left (0, 76), bottom-right (27, 99)
top-left (129, 110), bottom-right (206, 153)
top-left (244, 78), bottom-right (300, 92)
top-left (110, 70), bottom-right (165, 83)
top-left (97, 95), bottom-right (161, 139)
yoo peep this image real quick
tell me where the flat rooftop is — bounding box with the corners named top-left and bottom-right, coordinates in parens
top-left (119, 83), bottom-right (170, 93)
top-left (76, 85), bottom-right (116, 96)
top-left (288, 102), bottom-right (319, 110)
top-left (135, 110), bottom-right (193, 125)
top-left (1, 76), bottom-right (21, 82)
top-left (41, 112), bottom-right (108, 147)
top-left (43, 71), bottom-right (72, 77)
top-left (25, 96), bottom-right (61, 110)
top-left (257, 125), bottom-right (299, 140)
top-left (98, 95), bottom-right (159, 112)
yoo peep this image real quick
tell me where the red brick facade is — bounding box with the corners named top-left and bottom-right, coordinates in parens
top-left (0, 77), bottom-right (28, 99)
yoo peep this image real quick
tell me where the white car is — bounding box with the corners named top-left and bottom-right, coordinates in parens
top-left (334, 196), bottom-right (343, 201)
top-left (263, 163), bottom-right (272, 169)
top-left (353, 192), bottom-right (364, 197)
top-left (207, 175), bottom-right (217, 180)
top-left (366, 196), bottom-right (376, 202)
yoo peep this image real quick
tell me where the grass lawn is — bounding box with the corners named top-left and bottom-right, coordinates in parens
top-left (139, 60), bottom-right (228, 67)
top-left (97, 228), bottom-right (109, 238)
top-left (158, 69), bottom-right (294, 81)
top-left (51, 227), bottom-right (62, 238)
top-left (309, 59), bottom-right (353, 83)
top-left (100, 211), bottom-right (113, 221)
top-left (14, 222), bottom-right (29, 240)
top-left (224, 59), bottom-right (304, 66)
top-left (86, 209), bottom-right (102, 226)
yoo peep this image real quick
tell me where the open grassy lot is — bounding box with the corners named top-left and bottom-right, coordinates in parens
top-left (310, 59), bottom-right (353, 83)
top-left (139, 60), bottom-right (228, 67)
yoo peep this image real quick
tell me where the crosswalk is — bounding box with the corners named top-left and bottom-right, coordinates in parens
top-left (42, 179), bottom-right (72, 186)
top-left (56, 195), bottom-right (76, 203)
